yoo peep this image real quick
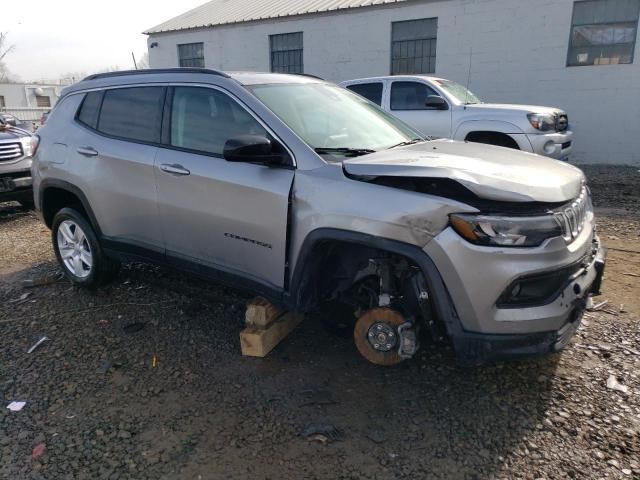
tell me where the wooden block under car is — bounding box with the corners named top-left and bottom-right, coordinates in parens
top-left (240, 311), bottom-right (304, 358)
top-left (245, 296), bottom-right (284, 329)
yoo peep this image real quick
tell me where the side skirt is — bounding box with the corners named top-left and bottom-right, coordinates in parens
top-left (101, 237), bottom-right (284, 306)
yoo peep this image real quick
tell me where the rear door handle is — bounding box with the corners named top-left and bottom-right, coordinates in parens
top-left (159, 163), bottom-right (191, 176)
top-left (77, 146), bottom-right (98, 157)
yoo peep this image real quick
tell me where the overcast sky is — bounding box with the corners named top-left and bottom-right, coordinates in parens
top-left (2, 0), bottom-right (207, 82)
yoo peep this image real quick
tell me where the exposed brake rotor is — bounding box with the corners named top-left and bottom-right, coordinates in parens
top-left (353, 308), bottom-right (407, 366)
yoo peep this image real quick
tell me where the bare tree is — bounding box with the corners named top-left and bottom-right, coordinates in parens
top-left (0, 32), bottom-right (16, 83)
top-left (137, 52), bottom-right (150, 69)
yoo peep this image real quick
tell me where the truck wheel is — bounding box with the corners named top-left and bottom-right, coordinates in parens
top-left (353, 308), bottom-right (406, 366)
top-left (52, 207), bottom-right (119, 287)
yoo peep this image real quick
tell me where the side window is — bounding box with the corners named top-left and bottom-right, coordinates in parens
top-left (77, 91), bottom-right (103, 129)
top-left (346, 83), bottom-right (384, 106)
top-left (170, 86), bottom-right (268, 156)
top-left (97, 87), bottom-right (165, 143)
top-left (390, 81), bottom-right (438, 111)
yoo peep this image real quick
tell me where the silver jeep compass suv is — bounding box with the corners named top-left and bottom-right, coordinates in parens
top-left (32, 69), bottom-right (606, 366)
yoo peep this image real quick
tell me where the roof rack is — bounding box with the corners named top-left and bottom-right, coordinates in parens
top-left (82, 68), bottom-right (230, 81)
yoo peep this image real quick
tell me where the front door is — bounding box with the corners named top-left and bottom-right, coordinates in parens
top-left (388, 80), bottom-right (452, 138)
top-left (154, 86), bottom-right (294, 288)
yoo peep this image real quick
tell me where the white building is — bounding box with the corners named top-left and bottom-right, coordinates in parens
top-left (145, 0), bottom-right (640, 166)
top-left (0, 83), bottom-right (61, 121)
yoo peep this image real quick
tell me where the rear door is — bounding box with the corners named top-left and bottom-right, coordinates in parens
top-left (70, 86), bottom-right (165, 252)
top-left (345, 82), bottom-right (385, 106)
top-left (154, 85), bottom-right (294, 288)
top-left (388, 80), bottom-right (452, 138)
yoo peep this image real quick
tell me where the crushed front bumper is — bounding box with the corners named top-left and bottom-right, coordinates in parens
top-left (448, 244), bottom-right (606, 365)
top-left (420, 221), bottom-right (606, 365)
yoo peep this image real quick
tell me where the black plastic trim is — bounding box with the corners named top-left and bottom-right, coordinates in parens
top-left (101, 236), bottom-right (284, 306)
top-left (38, 179), bottom-right (102, 235)
top-left (285, 228), bottom-right (459, 330)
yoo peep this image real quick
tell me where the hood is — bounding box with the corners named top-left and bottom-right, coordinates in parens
top-left (0, 125), bottom-right (32, 141)
top-left (342, 140), bottom-right (584, 203)
top-left (465, 103), bottom-right (564, 115)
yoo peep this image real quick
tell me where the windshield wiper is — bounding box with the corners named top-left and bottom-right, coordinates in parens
top-left (314, 147), bottom-right (376, 157)
top-left (386, 138), bottom-right (425, 150)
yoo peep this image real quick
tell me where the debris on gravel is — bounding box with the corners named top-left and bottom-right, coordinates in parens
top-left (1, 165), bottom-right (639, 479)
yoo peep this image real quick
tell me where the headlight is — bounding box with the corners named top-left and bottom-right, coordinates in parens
top-left (20, 136), bottom-right (33, 157)
top-left (450, 213), bottom-right (563, 247)
top-left (527, 113), bottom-right (556, 132)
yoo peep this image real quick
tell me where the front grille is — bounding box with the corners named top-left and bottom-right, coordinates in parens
top-left (0, 142), bottom-right (23, 162)
top-left (553, 186), bottom-right (590, 243)
top-left (561, 141), bottom-right (572, 150)
top-left (556, 114), bottom-right (569, 132)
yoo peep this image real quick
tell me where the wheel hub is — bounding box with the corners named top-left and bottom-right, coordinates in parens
top-left (367, 322), bottom-right (398, 352)
top-left (353, 308), bottom-right (406, 366)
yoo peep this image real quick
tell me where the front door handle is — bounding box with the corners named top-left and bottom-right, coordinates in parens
top-left (77, 146), bottom-right (98, 157)
top-left (160, 163), bottom-right (191, 176)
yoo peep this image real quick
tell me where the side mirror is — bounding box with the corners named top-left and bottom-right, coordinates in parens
top-left (425, 95), bottom-right (449, 111)
top-left (5, 117), bottom-right (18, 126)
top-left (223, 135), bottom-right (288, 165)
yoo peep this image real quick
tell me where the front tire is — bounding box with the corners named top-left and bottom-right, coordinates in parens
top-left (52, 207), bottom-right (119, 287)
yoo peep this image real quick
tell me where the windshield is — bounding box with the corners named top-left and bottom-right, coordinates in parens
top-left (433, 79), bottom-right (482, 105)
top-left (248, 83), bottom-right (422, 155)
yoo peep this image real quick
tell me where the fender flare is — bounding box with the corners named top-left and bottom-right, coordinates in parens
top-left (284, 228), bottom-right (460, 335)
top-left (453, 120), bottom-right (533, 151)
top-left (39, 179), bottom-right (102, 235)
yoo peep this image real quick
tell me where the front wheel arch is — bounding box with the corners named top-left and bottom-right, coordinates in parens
top-left (286, 229), bottom-right (459, 336)
top-left (465, 131), bottom-right (520, 150)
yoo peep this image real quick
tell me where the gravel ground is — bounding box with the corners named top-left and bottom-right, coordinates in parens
top-left (0, 165), bottom-right (639, 480)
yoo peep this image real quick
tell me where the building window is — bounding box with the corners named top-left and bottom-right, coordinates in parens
top-left (0, 96), bottom-right (5, 108)
top-left (270, 32), bottom-right (303, 73)
top-left (391, 18), bottom-right (438, 75)
top-left (567, 0), bottom-right (640, 66)
top-left (35, 95), bottom-right (51, 108)
top-left (178, 42), bottom-right (205, 68)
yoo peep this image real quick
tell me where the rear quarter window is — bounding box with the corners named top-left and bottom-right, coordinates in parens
top-left (97, 87), bottom-right (165, 143)
top-left (76, 91), bottom-right (103, 129)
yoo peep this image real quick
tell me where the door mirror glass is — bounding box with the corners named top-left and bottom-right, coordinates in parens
top-left (223, 135), bottom-right (287, 165)
top-left (425, 95), bottom-right (449, 110)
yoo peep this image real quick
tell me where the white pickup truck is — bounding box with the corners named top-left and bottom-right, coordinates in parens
top-left (341, 75), bottom-right (573, 160)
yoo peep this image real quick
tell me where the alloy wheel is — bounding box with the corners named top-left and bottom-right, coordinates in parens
top-left (57, 220), bottom-right (93, 278)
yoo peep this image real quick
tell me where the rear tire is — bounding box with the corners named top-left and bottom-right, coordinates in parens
top-left (52, 207), bottom-right (119, 288)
